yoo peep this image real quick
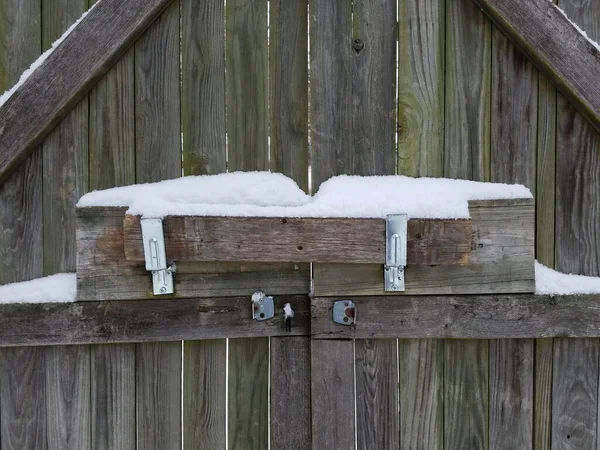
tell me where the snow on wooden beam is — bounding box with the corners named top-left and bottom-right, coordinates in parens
top-left (0, 0), bottom-right (173, 185)
top-left (472, 0), bottom-right (600, 134)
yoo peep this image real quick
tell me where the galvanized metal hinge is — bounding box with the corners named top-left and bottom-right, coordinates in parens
top-left (384, 214), bottom-right (408, 292)
top-left (140, 218), bottom-right (174, 295)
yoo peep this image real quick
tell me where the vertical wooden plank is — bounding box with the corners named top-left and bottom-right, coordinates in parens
top-left (397, 0), bottom-right (444, 177)
top-left (181, 0), bottom-right (225, 175)
top-left (489, 339), bottom-right (534, 450)
top-left (226, 0), bottom-right (268, 171)
top-left (534, 339), bottom-right (553, 450)
top-left (444, 0), bottom-right (491, 181)
top-left (270, 337), bottom-right (311, 450)
top-left (269, 0), bottom-right (308, 190)
top-left (91, 344), bottom-right (135, 450)
top-left (444, 340), bottom-right (488, 449)
top-left (552, 338), bottom-right (599, 450)
top-left (399, 339), bottom-right (443, 450)
top-left (228, 337), bottom-right (269, 450)
top-left (311, 339), bottom-right (355, 449)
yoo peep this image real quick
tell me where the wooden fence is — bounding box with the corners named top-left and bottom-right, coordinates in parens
top-left (0, 0), bottom-right (599, 448)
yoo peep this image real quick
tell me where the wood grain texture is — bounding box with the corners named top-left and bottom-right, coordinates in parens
top-left (0, 0), bottom-right (173, 184)
top-left (226, 0), bottom-right (268, 171)
top-left (399, 339), bottom-right (443, 450)
top-left (228, 338), bottom-right (269, 450)
top-left (181, 0), bottom-right (226, 176)
top-left (270, 337), bottom-right (311, 450)
top-left (489, 339), bottom-right (534, 450)
top-left (444, 340), bottom-right (489, 450)
top-left (183, 340), bottom-right (226, 450)
top-left (269, 0), bottom-right (308, 191)
top-left (398, 0), bottom-right (444, 177)
top-left (90, 344), bottom-right (135, 450)
top-left (311, 339), bottom-right (355, 449)
top-left (45, 345), bottom-right (91, 450)
top-left (122, 214), bottom-right (472, 265)
top-left (534, 339), bottom-right (553, 450)
top-left (313, 199), bottom-right (535, 296)
top-left (552, 338), bottom-right (599, 450)
top-left (355, 339), bottom-right (398, 449)
top-left (444, 0), bottom-right (491, 181)
top-left (310, 295), bottom-right (600, 339)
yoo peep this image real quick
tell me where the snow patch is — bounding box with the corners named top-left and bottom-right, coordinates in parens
top-left (549, 1), bottom-right (600, 52)
top-left (283, 303), bottom-right (294, 319)
top-left (535, 262), bottom-right (600, 296)
top-left (0, 273), bottom-right (76, 304)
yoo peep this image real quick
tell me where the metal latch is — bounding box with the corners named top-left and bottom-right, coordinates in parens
top-left (140, 218), bottom-right (174, 295)
top-left (252, 291), bottom-right (275, 321)
top-left (333, 300), bottom-right (356, 325)
top-left (384, 214), bottom-right (408, 292)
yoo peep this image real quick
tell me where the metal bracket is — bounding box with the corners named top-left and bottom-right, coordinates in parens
top-left (140, 218), bottom-right (174, 295)
top-left (252, 291), bottom-right (275, 321)
top-left (333, 300), bottom-right (356, 325)
top-left (385, 214), bottom-right (408, 292)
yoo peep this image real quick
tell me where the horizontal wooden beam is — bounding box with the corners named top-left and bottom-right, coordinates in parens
top-left (0, 295), bottom-right (309, 347)
top-left (122, 214), bottom-right (472, 265)
top-left (311, 295), bottom-right (600, 339)
top-left (471, 0), bottom-right (600, 134)
top-left (0, 0), bottom-right (173, 185)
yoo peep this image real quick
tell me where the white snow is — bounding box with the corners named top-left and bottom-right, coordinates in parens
top-left (535, 262), bottom-right (600, 296)
top-left (550, 1), bottom-right (600, 52)
top-left (0, 3), bottom-right (96, 108)
top-left (0, 273), bottom-right (76, 304)
top-left (283, 303), bottom-right (294, 319)
top-left (77, 172), bottom-right (532, 219)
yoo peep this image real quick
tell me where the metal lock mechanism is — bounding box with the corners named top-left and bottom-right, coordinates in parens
top-left (333, 300), bottom-right (356, 326)
top-left (252, 291), bottom-right (275, 321)
top-left (140, 218), bottom-right (174, 295)
top-left (384, 214), bottom-right (408, 292)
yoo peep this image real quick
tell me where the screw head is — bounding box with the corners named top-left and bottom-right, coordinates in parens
top-left (352, 38), bottom-right (364, 52)
top-left (391, 284), bottom-right (399, 290)
top-left (160, 287), bottom-right (166, 293)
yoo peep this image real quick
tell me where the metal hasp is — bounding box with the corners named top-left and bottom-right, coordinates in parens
top-left (252, 291), bottom-right (275, 321)
top-left (333, 300), bottom-right (356, 325)
top-left (385, 214), bottom-right (408, 292)
top-left (140, 218), bottom-right (174, 295)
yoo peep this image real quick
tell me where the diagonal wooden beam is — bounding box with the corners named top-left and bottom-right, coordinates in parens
top-left (0, 0), bottom-right (173, 185)
top-left (472, 0), bottom-right (600, 135)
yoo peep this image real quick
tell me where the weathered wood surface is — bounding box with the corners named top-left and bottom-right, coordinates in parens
top-left (122, 214), bottom-right (473, 265)
top-left (314, 199), bottom-right (535, 296)
top-left (534, 339), bottom-right (553, 450)
top-left (311, 295), bottom-right (600, 339)
top-left (0, 0), bottom-right (174, 184)
top-left (470, 0), bottom-right (600, 134)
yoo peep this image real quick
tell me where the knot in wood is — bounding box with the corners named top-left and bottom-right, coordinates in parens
top-left (352, 38), bottom-right (364, 52)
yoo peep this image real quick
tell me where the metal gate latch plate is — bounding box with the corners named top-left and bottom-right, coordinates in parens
top-left (140, 218), bottom-right (174, 295)
top-left (333, 300), bottom-right (356, 325)
top-left (385, 214), bottom-right (408, 292)
top-left (252, 291), bottom-right (275, 321)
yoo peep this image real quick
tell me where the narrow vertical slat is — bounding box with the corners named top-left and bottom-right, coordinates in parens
top-left (181, 0), bottom-right (226, 175)
top-left (534, 339), bottom-right (553, 450)
top-left (444, 0), bottom-right (491, 181)
top-left (228, 337), bottom-right (269, 450)
top-left (489, 339), bottom-right (534, 450)
top-left (311, 339), bottom-right (355, 449)
top-left (399, 339), bottom-right (443, 450)
top-left (226, 0), bottom-right (268, 171)
top-left (444, 340), bottom-right (488, 449)
top-left (270, 337), bottom-right (311, 450)
top-left (397, 0), bottom-right (444, 177)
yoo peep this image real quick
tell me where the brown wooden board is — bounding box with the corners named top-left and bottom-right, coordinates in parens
top-left (122, 214), bottom-right (472, 265)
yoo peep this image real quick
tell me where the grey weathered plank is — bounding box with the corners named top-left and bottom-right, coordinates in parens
top-left (444, 340), bottom-right (489, 449)
top-left (45, 345), bottom-right (91, 450)
top-left (269, 0), bottom-right (308, 191)
top-left (310, 295), bottom-right (600, 339)
top-left (311, 339), bottom-right (355, 449)
top-left (136, 342), bottom-right (182, 449)
top-left (355, 339), bottom-right (398, 449)
top-left (183, 340), bottom-right (226, 450)
top-left (444, 0), bottom-right (491, 181)
top-left (122, 214), bottom-right (472, 265)
top-left (552, 338), bottom-right (599, 450)
top-left (181, 0), bottom-right (226, 175)
top-left (399, 339), bottom-right (443, 450)
top-left (534, 339), bottom-right (553, 450)
top-left (0, 0), bottom-right (174, 184)
top-left (228, 337), bottom-right (269, 450)
top-left (313, 199), bottom-right (535, 296)
top-left (90, 344), bottom-right (136, 450)
top-left (489, 339), bottom-right (534, 450)
top-left (398, 0), bottom-right (444, 177)
top-left (225, 0), bottom-right (268, 171)
top-left (270, 337), bottom-right (311, 450)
